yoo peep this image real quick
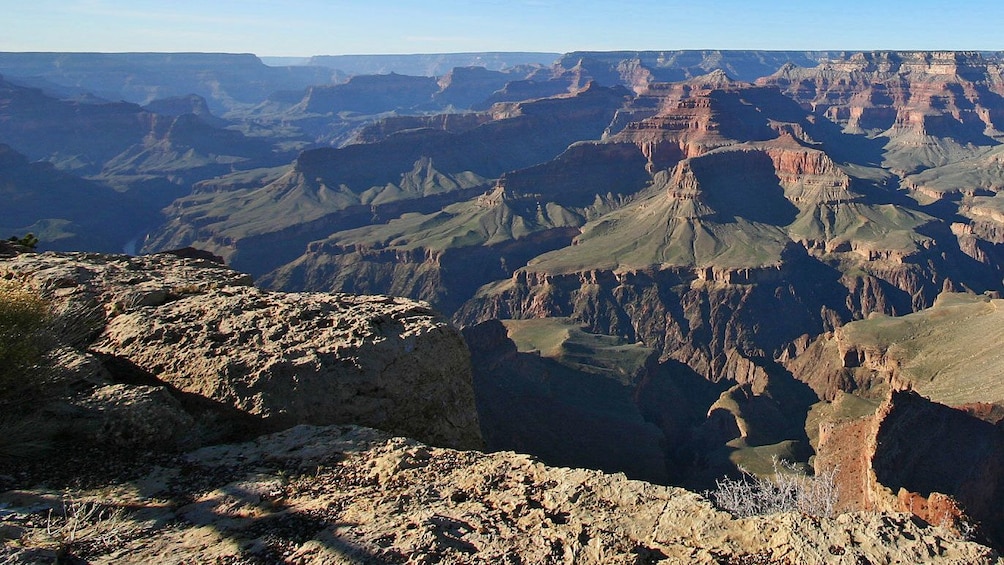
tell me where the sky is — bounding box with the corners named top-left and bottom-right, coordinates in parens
top-left (4, 0), bottom-right (1003, 56)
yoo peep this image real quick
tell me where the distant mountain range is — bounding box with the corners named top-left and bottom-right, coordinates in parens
top-left (304, 52), bottom-right (561, 75)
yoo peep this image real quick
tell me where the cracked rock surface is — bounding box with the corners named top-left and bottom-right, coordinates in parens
top-left (2, 425), bottom-right (997, 564)
top-left (1, 251), bottom-right (481, 450)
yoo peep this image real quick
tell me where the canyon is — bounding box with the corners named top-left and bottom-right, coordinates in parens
top-left (5, 49), bottom-right (1004, 559)
top-left (1, 250), bottom-right (997, 563)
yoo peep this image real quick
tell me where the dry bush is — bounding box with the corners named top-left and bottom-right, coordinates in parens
top-left (709, 457), bottom-right (839, 518)
top-left (14, 496), bottom-right (138, 561)
top-left (0, 280), bottom-right (58, 457)
top-left (0, 279), bottom-right (52, 396)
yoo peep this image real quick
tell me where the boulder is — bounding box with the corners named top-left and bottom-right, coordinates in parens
top-left (0, 251), bottom-right (482, 452)
top-left (73, 384), bottom-right (195, 448)
top-left (91, 286), bottom-right (482, 449)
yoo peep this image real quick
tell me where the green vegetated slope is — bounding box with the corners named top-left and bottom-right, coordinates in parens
top-left (143, 85), bottom-right (631, 273)
top-left (255, 189), bottom-right (588, 312)
top-left (259, 139), bottom-right (653, 303)
top-left (787, 202), bottom-right (934, 252)
top-left (903, 145), bottom-right (1004, 198)
top-left (330, 199), bottom-right (581, 253)
top-left (526, 189), bottom-right (793, 273)
top-left (503, 317), bottom-right (654, 383)
top-left (839, 293), bottom-right (1004, 406)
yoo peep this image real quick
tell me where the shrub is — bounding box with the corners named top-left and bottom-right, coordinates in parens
top-left (7, 233), bottom-right (39, 249)
top-left (14, 496), bottom-right (138, 561)
top-left (0, 279), bottom-right (52, 398)
top-left (709, 457), bottom-right (839, 518)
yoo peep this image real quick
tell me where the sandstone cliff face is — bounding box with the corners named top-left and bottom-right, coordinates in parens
top-left (607, 78), bottom-right (781, 171)
top-left (760, 51), bottom-right (1004, 172)
top-left (0, 251), bottom-right (482, 451)
top-left (3, 424), bottom-right (997, 564)
top-left (815, 390), bottom-right (1004, 547)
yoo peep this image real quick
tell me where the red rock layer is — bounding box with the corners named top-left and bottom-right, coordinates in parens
top-left (815, 390), bottom-right (1004, 546)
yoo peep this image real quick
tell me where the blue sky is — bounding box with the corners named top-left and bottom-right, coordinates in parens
top-left (4, 1), bottom-right (1002, 56)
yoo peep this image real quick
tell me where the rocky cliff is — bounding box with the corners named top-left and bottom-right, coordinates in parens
top-left (788, 294), bottom-right (1004, 547)
top-left (759, 51), bottom-right (1004, 173)
top-left (814, 390), bottom-right (1004, 548)
top-left (0, 251), bottom-right (481, 451)
top-left (788, 292), bottom-right (1004, 405)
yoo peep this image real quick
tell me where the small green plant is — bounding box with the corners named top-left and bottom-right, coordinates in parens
top-left (708, 457), bottom-right (839, 518)
top-left (0, 279), bottom-right (52, 399)
top-left (7, 233), bottom-right (39, 249)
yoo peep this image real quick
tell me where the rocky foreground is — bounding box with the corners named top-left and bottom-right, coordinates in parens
top-left (2, 424), bottom-right (999, 564)
top-left (0, 251), bottom-right (999, 563)
top-left (0, 249), bottom-right (480, 451)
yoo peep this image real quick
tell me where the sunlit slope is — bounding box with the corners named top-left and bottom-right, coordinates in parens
top-left (503, 317), bottom-right (654, 383)
top-left (144, 85), bottom-right (630, 270)
top-left (837, 293), bottom-right (1004, 406)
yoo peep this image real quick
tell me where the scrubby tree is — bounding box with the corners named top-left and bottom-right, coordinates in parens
top-left (709, 457), bottom-right (839, 518)
top-left (7, 233), bottom-right (39, 249)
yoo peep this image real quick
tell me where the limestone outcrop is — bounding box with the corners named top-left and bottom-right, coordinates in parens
top-left (2, 424), bottom-right (997, 564)
top-left (0, 251), bottom-right (482, 451)
top-left (90, 284), bottom-right (481, 449)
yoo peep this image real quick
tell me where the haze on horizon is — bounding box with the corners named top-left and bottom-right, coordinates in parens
top-left (5, 0), bottom-right (1002, 57)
